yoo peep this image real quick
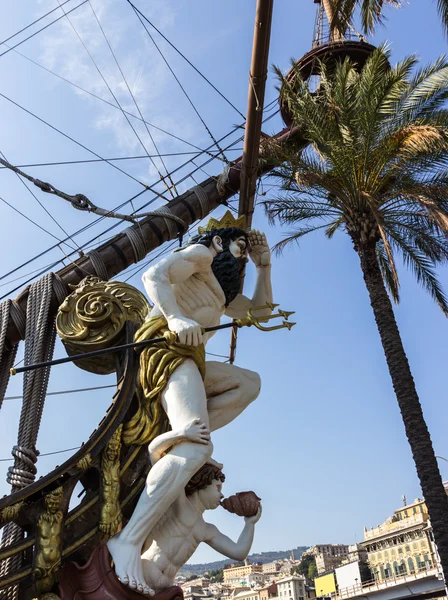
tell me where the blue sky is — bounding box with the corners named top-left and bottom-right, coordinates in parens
top-left (0, 0), bottom-right (447, 566)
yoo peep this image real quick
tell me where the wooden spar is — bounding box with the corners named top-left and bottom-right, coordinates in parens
top-left (238, 0), bottom-right (274, 229)
top-left (231, 0), bottom-right (274, 365)
top-left (4, 125), bottom-right (304, 350)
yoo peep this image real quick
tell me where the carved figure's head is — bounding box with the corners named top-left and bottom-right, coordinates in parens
top-left (44, 487), bottom-right (63, 515)
top-left (182, 227), bottom-right (249, 306)
top-left (105, 434), bottom-right (121, 462)
top-left (185, 463), bottom-right (225, 509)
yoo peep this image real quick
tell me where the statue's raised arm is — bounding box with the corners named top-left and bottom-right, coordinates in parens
top-left (225, 229), bottom-right (273, 319)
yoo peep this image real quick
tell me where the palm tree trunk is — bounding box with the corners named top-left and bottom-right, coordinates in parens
top-left (357, 242), bottom-right (448, 584)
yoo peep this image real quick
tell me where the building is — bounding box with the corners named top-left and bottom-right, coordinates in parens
top-left (219, 587), bottom-right (250, 600)
top-left (182, 579), bottom-right (211, 590)
top-left (361, 497), bottom-right (437, 582)
top-left (277, 575), bottom-right (306, 600)
top-left (259, 582), bottom-right (278, 600)
top-left (184, 592), bottom-right (211, 600)
top-left (305, 585), bottom-right (316, 600)
top-left (262, 562), bottom-right (282, 574)
top-left (223, 564), bottom-right (264, 586)
top-left (344, 545), bottom-right (368, 565)
top-left (303, 545), bottom-right (349, 575)
top-left (233, 590), bottom-right (260, 600)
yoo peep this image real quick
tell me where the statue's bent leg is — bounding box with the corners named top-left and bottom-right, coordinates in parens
top-left (108, 359), bottom-right (212, 596)
top-left (205, 361), bottom-right (261, 432)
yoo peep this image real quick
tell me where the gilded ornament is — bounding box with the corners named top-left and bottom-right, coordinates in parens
top-left (33, 487), bottom-right (64, 594)
top-left (76, 453), bottom-right (93, 473)
top-left (99, 425), bottom-right (123, 538)
top-left (0, 500), bottom-right (24, 525)
top-left (56, 276), bottom-right (149, 374)
top-left (198, 210), bottom-right (246, 233)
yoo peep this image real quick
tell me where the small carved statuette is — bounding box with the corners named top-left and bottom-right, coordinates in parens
top-left (33, 486), bottom-right (64, 594)
top-left (0, 500), bottom-right (24, 525)
top-left (99, 425), bottom-right (123, 538)
top-left (76, 453), bottom-right (93, 473)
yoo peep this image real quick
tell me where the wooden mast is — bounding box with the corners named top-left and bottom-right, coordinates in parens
top-left (231, 0), bottom-right (275, 364)
top-left (238, 0), bottom-right (274, 228)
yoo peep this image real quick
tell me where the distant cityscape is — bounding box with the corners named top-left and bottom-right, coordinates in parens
top-left (177, 488), bottom-right (447, 600)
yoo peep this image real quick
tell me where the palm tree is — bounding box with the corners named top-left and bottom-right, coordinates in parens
top-left (327, 0), bottom-right (448, 38)
top-left (264, 45), bottom-right (448, 582)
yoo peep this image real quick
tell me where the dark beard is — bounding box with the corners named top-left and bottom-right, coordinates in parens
top-left (211, 250), bottom-right (247, 307)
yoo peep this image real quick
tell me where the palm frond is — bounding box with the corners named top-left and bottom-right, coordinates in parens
top-left (377, 224), bottom-right (400, 291)
top-left (437, 0), bottom-right (448, 36)
top-left (326, 217), bottom-right (345, 238)
top-left (376, 240), bottom-right (400, 302)
top-left (388, 232), bottom-right (448, 315)
top-left (271, 224), bottom-right (331, 255)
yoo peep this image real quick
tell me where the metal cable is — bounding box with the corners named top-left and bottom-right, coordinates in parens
top-left (0, 150), bottom-right (78, 253)
top-left (0, 302), bottom-right (18, 414)
top-left (0, 194), bottom-right (74, 248)
top-left (0, 1), bottom-right (89, 59)
top-left (1, 43), bottom-right (222, 160)
top-left (0, 126), bottom-right (244, 294)
top-left (0, 0), bottom-right (72, 47)
top-left (55, 0), bottom-right (170, 201)
top-left (88, 0), bottom-right (177, 198)
top-left (127, 1), bottom-right (245, 120)
top-left (0, 92), bottom-right (149, 188)
top-left (130, 5), bottom-right (229, 164)
top-left (0, 151), bottom-right (244, 170)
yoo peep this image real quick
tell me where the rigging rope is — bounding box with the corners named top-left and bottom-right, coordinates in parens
top-left (0, 274), bottom-right (59, 599)
top-left (7, 274), bottom-right (57, 489)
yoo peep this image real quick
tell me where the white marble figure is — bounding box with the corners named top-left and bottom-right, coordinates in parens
top-left (108, 224), bottom-right (272, 595)
top-left (140, 420), bottom-right (262, 595)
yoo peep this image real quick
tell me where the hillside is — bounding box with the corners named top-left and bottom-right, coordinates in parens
top-left (179, 546), bottom-right (308, 577)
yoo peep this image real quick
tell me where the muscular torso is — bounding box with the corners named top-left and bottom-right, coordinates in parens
top-left (150, 269), bottom-right (226, 342)
top-left (141, 497), bottom-right (207, 592)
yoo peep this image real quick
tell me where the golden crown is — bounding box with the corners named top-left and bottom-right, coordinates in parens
top-left (198, 210), bottom-right (246, 233)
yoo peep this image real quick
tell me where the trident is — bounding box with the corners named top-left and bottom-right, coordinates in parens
top-left (10, 304), bottom-right (295, 376)
top-left (236, 303), bottom-right (296, 331)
